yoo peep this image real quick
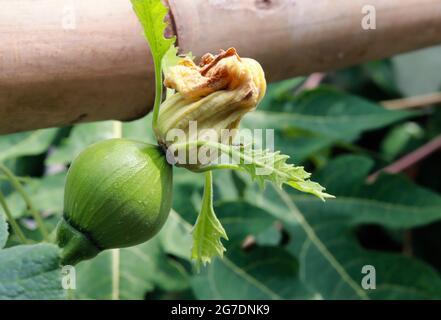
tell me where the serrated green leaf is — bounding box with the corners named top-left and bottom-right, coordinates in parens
top-left (162, 45), bottom-right (181, 75)
top-left (228, 146), bottom-right (334, 200)
top-left (158, 210), bottom-right (193, 260)
top-left (161, 45), bottom-right (193, 77)
top-left (131, 0), bottom-right (176, 128)
top-left (191, 172), bottom-right (228, 268)
top-left (178, 199), bottom-right (286, 292)
top-left (0, 212), bottom-right (8, 249)
top-left (131, 0), bottom-right (175, 65)
top-left (0, 244), bottom-right (64, 300)
top-left (162, 45), bottom-right (185, 98)
top-left (243, 88), bottom-right (418, 140)
top-left (214, 201), bottom-right (276, 244)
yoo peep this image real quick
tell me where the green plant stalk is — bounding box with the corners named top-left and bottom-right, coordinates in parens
top-left (0, 175), bottom-right (31, 183)
top-left (171, 140), bottom-right (295, 180)
top-left (0, 163), bottom-right (49, 241)
top-left (0, 190), bottom-right (28, 244)
top-left (152, 59), bottom-right (164, 138)
top-left (172, 139), bottom-right (333, 201)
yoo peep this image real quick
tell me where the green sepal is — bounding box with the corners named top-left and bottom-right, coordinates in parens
top-left (56, 217), bottom-right (101, 266)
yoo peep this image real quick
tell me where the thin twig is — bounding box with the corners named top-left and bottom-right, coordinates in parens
top-left (382, 92), bottom-right (441, 110)
top-left (368, 134), bottom-right (441, 183)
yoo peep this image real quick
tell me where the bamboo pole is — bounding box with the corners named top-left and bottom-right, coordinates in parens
top-left (1, 0), bottom-right (441, 134)
top-left (382, 92), bottom-right (441, 109)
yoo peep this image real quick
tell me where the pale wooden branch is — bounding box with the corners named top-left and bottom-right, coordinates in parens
top-left (1, 0), bottom-right (441, 133)
top-left (299, 73), bottom-right (326, 91)
top-left (382, 92), bottom-right (441, 110)
top-left (367, 134), bottom-right (441, 182)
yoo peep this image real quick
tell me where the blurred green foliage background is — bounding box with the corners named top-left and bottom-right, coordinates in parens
top-left (1, 46), bottom-right (441, 300)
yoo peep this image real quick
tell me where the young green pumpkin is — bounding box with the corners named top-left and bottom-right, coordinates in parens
top-left (56, 139), bottom-right (173, 265)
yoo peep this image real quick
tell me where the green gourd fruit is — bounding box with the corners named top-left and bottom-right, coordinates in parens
top-left (56, 139), bottom-right (173, 265)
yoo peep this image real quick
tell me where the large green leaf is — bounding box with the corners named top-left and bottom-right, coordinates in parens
top-left (326, 59), bottom-right (400, 96)
top-left (74, 211), bottom-right (191, 300)
top-left (250, 156), bottom-right (441, 299)
top-left (122, 114), bottom-right (156, 144)
top-left (242, 87), bottom-right (417, 165)
top-left (0, 213), bottom-right (7, 249)
top-left (171, 167), bottom-right (204, 224)
top-left (130, 0), bottom-right (175, 65)
top-left (296, 155), bottom-right (441, 228)
top-left (215, 144), bottom-right (333, 200)
top-left (213, 201), bottom-right (277, 243)
top-left (192, 246), bottom-right (312, 299)
top-left (0, 129), bottom-right (58, 162)
top-left (4, 173), bottom-right (65, 218)
top-left (243, 88), bottom-right (417, 140)
top-left (47, 122), bottom-right (117, 165)
top-left (287, 221), bottom-right (441, 299)
top-left (191, 201), bottom-right (310, 299)
top-left (362, 60), bottom-right (400, 96)
top-left (272, 130), bottom-right (335, 164)
top-left (393, 45), bottom-right (441, 96)
top-left (257, 77), bottom-right (305, 111)
top-left (0, 244), bottom-right (64, 299)
top-left (47, 117), bottom-right (156, 166)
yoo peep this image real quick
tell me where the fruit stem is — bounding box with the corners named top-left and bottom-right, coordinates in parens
top-left (0, 163), bottom-right (50, 241)
top-left (152, 59), bottom-right (164, 139)
top-left (0, 190), bottom-right (28, 244)
top-left (56, 217), bottom-right (101, 266)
